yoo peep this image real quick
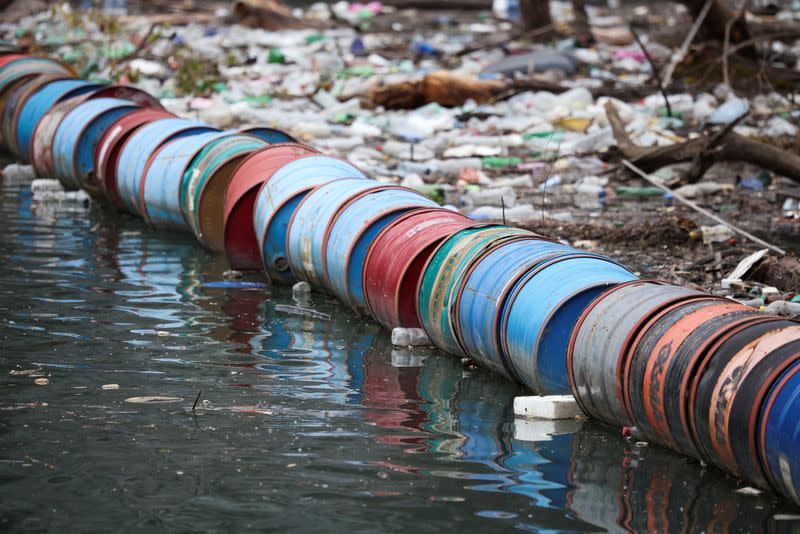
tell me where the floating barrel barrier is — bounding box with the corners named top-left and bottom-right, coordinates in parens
top-left (52, 97), bottom-right (140, 191)
top-left (16, 79), bottom-right (100, 161)
top-left (181, 134), bottom-right (267, 251)
top-left (691, 321), bottom-right (800, 486)
top-left (286, 178), bottom-right (382, 287)
top-left (502, 254), bottom-right (637, 395)
top-left (760, 360), bottom-right (800, 505)
top-left (363, 208), bottom-right (472, 330)
top-left (116, 118), bottom-right (218, 216)
top-left (250, 151), bottom-right (362, 279)
top-left (324, 187), bottom-right (438, 310)
top-left (5, 48), bottom-right (800, 508)
top-left (453, 237), bottom-right (573, 381)
top-left (94, 108), bottom-right (176, 209)
top-left (140, 131), bottom-right (231, 229)
top-left (624, 297), bottom-right (759, 452)
top-left (2, 73), bottom-right (73, 158)
top-left (418, 225), bottom-right (532, 356)
top-left (225, 144), bottom-right (320, 271)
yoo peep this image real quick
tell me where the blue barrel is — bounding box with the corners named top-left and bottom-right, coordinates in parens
top-left (52, 97), bottom-right (139, 190)
top-left (501, 254), bottom-right (637, 395)
top-left (116, 118), bottom-right (217, 216)
top-left (324, 187), bottom-right (438, 310)
top-left (141, 131), bottom-right (229, 229)
top-left (239, 126), bottom-right (295, 143)
top-left (286, 179), bottom-right (381, 287)
top-left (454, 238), bottom-right (573, 381)
top-left (253, 155), bottom-right (367, 285)
top-left (16, 79), bottom-right (99, 162)
top-left (760, 360), bottom-right (800, 506)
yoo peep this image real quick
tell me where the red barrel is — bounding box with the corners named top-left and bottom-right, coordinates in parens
top-left (223, 143), bottom-right (317, 270)
top-left (363, 208), bottom-right (472, 330)
top-left (95, 108), bottom-right (175, 209)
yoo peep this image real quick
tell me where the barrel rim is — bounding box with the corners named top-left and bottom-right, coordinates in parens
top-left (758, 359), bottom-right (800, 491)
top-left (69, 99), bottom-right (140, 189)
top-left (95, 108), bottom-right (175, 202)
top-left (413, 222), bottom-right (509, 342)
top-left (566, 279), bottom-right (665, 412)
top-left (7, 72), bottom-right (74, 155)
top-left (283, 177), bottom-right (371, 283)
top-left (224, 143), bottom-right (322, 222)
top-left (320, 185), bottom-right (430, 296)
top-left (500, 252), bottom-right (630, 391)
top-left (635, 302), bottom-right (756, 450)
top-left (686, 317), bottom-right (796, 461)
top-left (621, 294), bottom-right (733, 424)
top-left (361, 207), bottom-right (468, 326)
top-left (451, 235), bottom-right (563, 373)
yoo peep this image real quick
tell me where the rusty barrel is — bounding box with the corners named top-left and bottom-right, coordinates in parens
top-left (568, 281), bottom-right (705, 428)
top-left (625, 298), bottom-right (761, 455)
top-left (2, 73), bottom-right (74, 158)
top-left (52, 97), bottom-right (140, 191)
top-left (501, 254), bottom-right (637, 395)
top-left (363, 208), bottom-right (472, 330)
top-left (139, 131), bottom-right (232, 229)
top-left (417, 225), bottom-right (533, 356)
top-left (691, 320), bottom-right (800, 488)
top-left (453, 237), bottom-right (572, 381)
top-left (323, 188), bottom-right (439, 311)
top-left (181, 134), bottom-right (267, 251)
top-left (16, 79), bottom-right (99, 162)
top-left (30, 85), bottom-right (162, 179)
top-left (759, 360), bottom-right (800, 506)
top-left (223, 144), bottom-right (319, 271)
top-left (31, 94), bottom-right (92, 179)
top-left (285, 179), bottom-right (383, 287)
top-left (94, 108), bottom-right (175, 209)
top-left (0, 56), bottom-right (71, 100)
top-left (250, 152), bottom-right (363, 279)
top-left (116, 118), bottom-right (217, 216)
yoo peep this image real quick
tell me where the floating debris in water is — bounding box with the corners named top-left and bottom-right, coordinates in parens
top-left (203, 281), bottom-right (267, 289)
top-left (124, 396), bottom-right (183, 404)
top-left (9, 369), bottom-right (41, 376)
top-left (274, 304), bottom-right (331, 321)
top-left (34, 378), bottom-right (49, 385)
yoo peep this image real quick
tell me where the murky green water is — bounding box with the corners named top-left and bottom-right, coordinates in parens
top-left (0, 174), bottom-right (796, 532)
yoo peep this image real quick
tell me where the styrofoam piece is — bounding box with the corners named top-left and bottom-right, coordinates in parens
top-left (513, 395), bottom-right (582, 420)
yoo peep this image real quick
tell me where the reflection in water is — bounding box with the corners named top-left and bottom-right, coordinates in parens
top-left (0, 174), bottom-right (795, 532)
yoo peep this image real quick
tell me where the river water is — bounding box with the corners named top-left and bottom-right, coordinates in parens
top-left (0, 172), bottom-right (796, 532)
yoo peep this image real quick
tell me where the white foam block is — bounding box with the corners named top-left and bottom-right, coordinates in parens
top-left (513, 395), bottom-right (582, 420)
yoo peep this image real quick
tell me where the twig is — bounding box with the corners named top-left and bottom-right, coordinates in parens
top-left (662, 0), bottom-right (714, 89)
top-left (192, 389), bottom-right (202, 414)
top-left (629, 26), bottom-right (671, 117)
top-left (110, 23), bottom-right (159, 78)
top-left (621, 159), bottom-right (786, 255)
top-left (723, 1), bottom-right (748, 88)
